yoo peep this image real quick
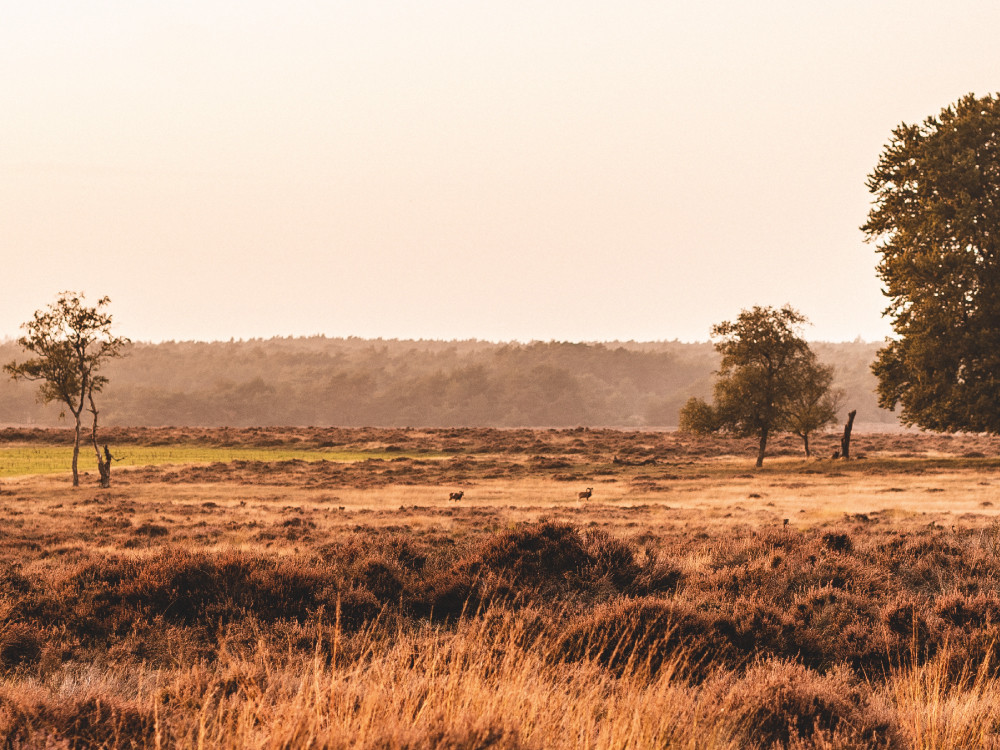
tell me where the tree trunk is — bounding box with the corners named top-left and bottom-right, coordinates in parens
top-left (72, 413), bottom-right (81, 487)
top-left (803, 433), bottom-right (811, 458)
top-left (841, 410), bottom-right (857, 460)
top-left (89, 393), bottom-right (111, 488)
top-left (756, 427), bottom-right (769, 468)
top-left (72, 376), bottom-right (88, 488)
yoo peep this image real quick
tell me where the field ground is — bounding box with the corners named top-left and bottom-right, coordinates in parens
top-left (1, 426), bottom-right (1000, 748)
top-left (0, 444), bottom-right (444, 478)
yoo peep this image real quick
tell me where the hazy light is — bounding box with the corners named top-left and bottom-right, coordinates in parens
top-left (2, 1), bottom-right (997, 343)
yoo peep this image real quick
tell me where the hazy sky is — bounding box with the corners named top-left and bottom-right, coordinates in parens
top-left (3, 1), bottom-right (997, 343)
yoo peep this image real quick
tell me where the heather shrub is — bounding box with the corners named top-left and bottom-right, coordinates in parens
top-left (632, 553), bottom-right (684, 595)
top-left (722, 660), bottom-right (895, 748)
top-left (879, 593), bottom-right (941, 661)
top-left (320, 531), bottom-right (433, 573)
top-left (717, 597), bottom-right (792, 663)
top-left (0, 690), bottom-right (161, 748)
top-left (554, 596), bottom-right (736, 679)
top-left (470, 521), bottom-right (593, 584)
top-left (58, 550), bottom-right (341, 639)
top-left (785, 588), bottom-right (884, 673)
top-left (132, 522), bottom-right (169, 537)
top-left (933, 591), bottom-right (1000, 628)
top-left (821, 532), bottom-right (853, 553)
top-left (0, 623), bottom-right (42, 669)
top-left (355, 554), bottom-right (406, 600)
top-left (418, 568), bottom-right (483, 620)
top-left (583, 529), bottom-right (640, 588)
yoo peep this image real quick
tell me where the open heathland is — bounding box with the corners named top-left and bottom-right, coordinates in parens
top-left (1, 426), bottom-right (1000, 748)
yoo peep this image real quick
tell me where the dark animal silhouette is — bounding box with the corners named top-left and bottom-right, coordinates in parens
top-left (578, 487), bottom-right (593, 501)
top-left (449, 491), bottom-right (464, 502)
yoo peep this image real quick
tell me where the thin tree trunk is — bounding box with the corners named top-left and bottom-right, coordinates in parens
top-left (803, 433), bottom-right (811, 458)
top-left (841, 410), bottom-right (857, 460)
top-left (756, 427), bottom-right (769, 468)
top-left (72, 374), bottom-right (88, 488)
top-left (72, 413), bottom-right (81, 487)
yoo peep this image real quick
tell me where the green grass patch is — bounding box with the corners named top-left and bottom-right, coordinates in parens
top-left (0, 444), bottom-right (444, 478)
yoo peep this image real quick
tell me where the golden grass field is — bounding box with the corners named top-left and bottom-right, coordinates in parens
top-left (1, 426), bottom-right (1000, 748)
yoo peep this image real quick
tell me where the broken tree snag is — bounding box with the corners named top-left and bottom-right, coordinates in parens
top-left (100, 445), bottom-right (116, 487)
top-left (96, 445), bottom-right (112, 489)
top-left (92, 429), bottom-right (115, 489)
top-left (841, 410), bottom-right (857, 460)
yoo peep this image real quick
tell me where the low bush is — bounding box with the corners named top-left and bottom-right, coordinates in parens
top-left (722, 660), bottom-right (896, 748)
top-left (0, 623), bottom-right (42, 669)
top-left (554, 597), bottom-right (736, 680)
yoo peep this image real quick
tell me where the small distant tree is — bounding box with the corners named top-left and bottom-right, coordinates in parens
top-left (784, 351), bottom-right (841, 457)
top-left (679, 305), bottom-right (834, 467)
top-left (5, 293), bottom-right (129, 487)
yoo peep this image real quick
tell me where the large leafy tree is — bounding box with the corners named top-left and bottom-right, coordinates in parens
top-left (679, 305), bottom-right (831, 467)
top-left (5, 293), bottom-right (129, 487)
top-left (863, 93), bottom-right (1000, 431)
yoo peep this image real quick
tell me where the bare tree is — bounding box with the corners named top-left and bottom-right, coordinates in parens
top-left (5, 293), bottom-right (129, 487)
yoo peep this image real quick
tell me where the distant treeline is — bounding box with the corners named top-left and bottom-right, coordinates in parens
top-left (0, 337), bottom-right (894, 428)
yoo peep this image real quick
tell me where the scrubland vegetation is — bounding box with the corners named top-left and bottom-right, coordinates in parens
top-left (0, 426), bottom-right (999, 747)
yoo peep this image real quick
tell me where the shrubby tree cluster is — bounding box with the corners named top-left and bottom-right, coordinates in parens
top-left (679, 306), bottom-right (841, 466)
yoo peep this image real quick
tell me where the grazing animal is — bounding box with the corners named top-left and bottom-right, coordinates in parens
top-left (578, 487), bottom-right (593, 501)
top-left (449, 490), bottom-right (464, 502)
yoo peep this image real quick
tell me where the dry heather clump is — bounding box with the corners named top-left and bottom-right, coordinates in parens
top-left (470, 521), bottom-right (594, 584)
top-left (582, 528), bottom-right (641, 587)
top-left (554, 596), bottom-right (732, 680)
top-left (821, 531), bottom-right (853, 553)
top-left (132, 521), bottom-right (169, 538)
top-left (59, 549), bottom-right (343, 637)
top-left (720, 659), bottom-right (896, 748)
top-left (0, 622), bottom-right (42, 668)
top-left (465, 520), bottom-right (645, 594)
top-left (784, 587), bottom-right (885, 673)
top-left (0, 688), bottom-right (160, 748)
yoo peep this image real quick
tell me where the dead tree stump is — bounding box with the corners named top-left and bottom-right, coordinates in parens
top-left (841, 410), bottom-right (857, 460)
top-left (97, 444), bottom-right (115, 488)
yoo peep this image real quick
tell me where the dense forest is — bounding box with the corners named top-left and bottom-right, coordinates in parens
top-left (0, 337), bottom-right (894, 428)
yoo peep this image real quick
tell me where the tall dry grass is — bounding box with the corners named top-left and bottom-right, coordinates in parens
top-left (882, 644), bottom-right (1000, 749)
top-left (5, 606), bottom-right (1000, 748)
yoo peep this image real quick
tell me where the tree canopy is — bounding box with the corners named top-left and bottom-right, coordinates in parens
top-left (863, 93), bottom-right (1000, 432)
top-left (784, 351), bottom-right (840, 457)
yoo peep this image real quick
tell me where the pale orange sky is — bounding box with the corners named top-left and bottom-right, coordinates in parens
top-left (2, 2), bottom-right (998, 343)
